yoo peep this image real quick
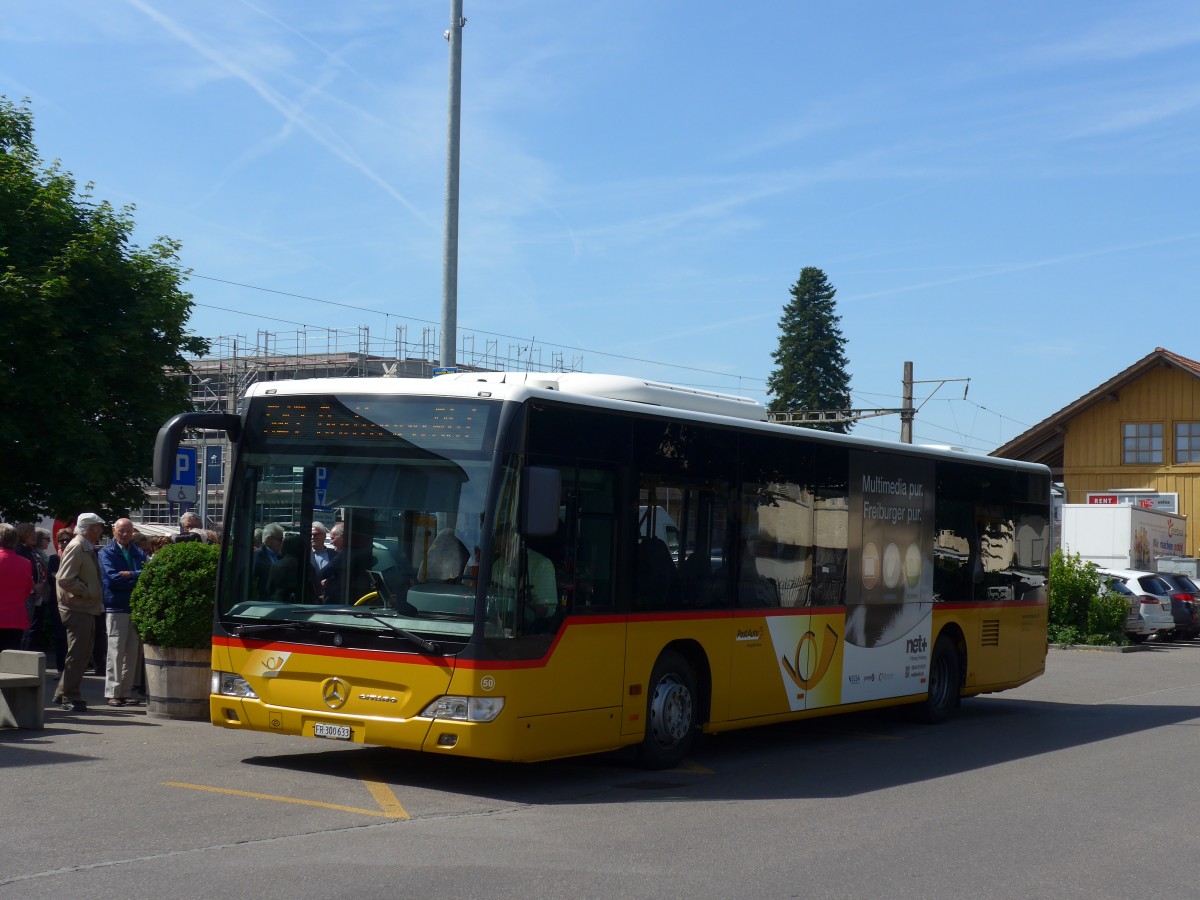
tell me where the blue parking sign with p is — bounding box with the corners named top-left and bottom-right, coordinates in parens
top-left (172, 447), bottom-right (198, 503)
top-left (315, 466), bottom-right (330, 510)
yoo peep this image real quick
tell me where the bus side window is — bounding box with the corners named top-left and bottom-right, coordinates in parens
top-left (574, 469), bottom-right (616, 609)
top-left (520, 464), bottom-right (620, 630)
top-left (677, 487), bottom-right (729, 608)
top-left (635, 534), bottom-right (678, 609)
top-left (935, 461), bottom-right (1000, 604)
top-left (636, 483), bottom-right (681, 610)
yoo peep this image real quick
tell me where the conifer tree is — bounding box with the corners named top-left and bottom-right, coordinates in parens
top-left (767, 267), bottom-right (852, 433)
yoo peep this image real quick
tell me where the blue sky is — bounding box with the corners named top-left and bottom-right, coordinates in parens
top-left (4, 1), bottom-right (1199, 452)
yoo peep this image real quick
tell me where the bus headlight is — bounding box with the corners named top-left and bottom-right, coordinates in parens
top-left (212, 671), bottom-right (258, 699)
top-left (420, 695), bottom-right (505, 723)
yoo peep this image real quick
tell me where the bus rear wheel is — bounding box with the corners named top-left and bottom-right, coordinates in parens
top-left (913, 633), bottom-right (960, 724)
top-left (637, 651), bottom-right (697, 769)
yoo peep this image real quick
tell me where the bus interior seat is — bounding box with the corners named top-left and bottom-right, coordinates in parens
top-left (419, 529), bottom-right (469, 583)
top-left (635, 536), bottom-right (678, 608)
top-left (679, 550), bottom-right (715, 607)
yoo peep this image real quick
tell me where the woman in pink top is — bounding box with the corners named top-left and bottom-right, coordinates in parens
top-left (0, 523), bottom-right (34, 650)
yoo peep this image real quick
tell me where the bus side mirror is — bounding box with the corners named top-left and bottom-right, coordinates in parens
top-left (520, 466), bottom-right (561, 537)
top-left (152, 412), bottom-right (242, 488)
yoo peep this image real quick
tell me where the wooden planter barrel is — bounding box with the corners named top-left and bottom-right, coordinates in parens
top-left (143, 645), bottom-right (211, 721)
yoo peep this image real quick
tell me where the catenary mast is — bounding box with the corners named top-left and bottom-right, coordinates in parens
top-left (439, 0), bottom-right (466, 370)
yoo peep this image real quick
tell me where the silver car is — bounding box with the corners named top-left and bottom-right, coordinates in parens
top-left (1099, 569), bottom-right (1176, 643)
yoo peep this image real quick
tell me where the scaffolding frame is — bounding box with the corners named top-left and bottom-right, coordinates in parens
top-left (140, 325), bottom-right (584, 528)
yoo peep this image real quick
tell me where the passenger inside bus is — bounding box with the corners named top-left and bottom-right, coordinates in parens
top-left (253, 523), bottom-right (284, 601)
top-left (323, 523), bottom-right (377, 604)
top-left (266, 533), bottom-right (317, 604)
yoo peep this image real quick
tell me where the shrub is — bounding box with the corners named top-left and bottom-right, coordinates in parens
top-left (1047, 623), bottom-right (1084, 645)
top-left (130, 541), bottom-right (219, 649)
top-left (1049, 550), bottom-right (1099, 634)
top-left (1088, 588), bottom-right (1130, 645)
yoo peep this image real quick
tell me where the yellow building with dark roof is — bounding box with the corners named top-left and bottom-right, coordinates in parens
top-left (994, 348), bottom-right (1200, 556)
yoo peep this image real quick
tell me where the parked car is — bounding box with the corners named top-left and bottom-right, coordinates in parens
top-left (1154, 571), bottom-right (1200, 641)
top-left (1098, 569), bottom-right (1175, 643)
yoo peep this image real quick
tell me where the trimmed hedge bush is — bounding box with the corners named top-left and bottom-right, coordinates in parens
top-left (130, 541), bottom-right (219, 649)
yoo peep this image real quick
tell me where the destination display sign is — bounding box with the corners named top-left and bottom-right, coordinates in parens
top-left (255, 396), bottom-right (497, 454)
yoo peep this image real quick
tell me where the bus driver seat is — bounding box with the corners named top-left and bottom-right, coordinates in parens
top-left (418, 529), bottom-right (470, 583)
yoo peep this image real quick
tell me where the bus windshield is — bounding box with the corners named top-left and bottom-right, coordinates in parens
top-left (218, 394), bottom-right (499, 646)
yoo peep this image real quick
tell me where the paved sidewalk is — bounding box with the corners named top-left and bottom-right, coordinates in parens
top-left (44, 664), bottom-right (147, 713)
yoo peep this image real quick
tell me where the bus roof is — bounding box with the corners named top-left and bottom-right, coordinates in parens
top-left (244, 371), bottom-right (764, 418)
top-left (241, 372), bottom-right (1048, 475)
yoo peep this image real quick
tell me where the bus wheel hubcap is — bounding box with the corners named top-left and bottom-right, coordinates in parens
top-left (650, 674), bottom-right (692, 746)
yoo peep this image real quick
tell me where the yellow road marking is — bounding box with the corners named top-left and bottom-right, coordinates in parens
top-left (674, 759), bottom-right (715, 775)
top-left (352, 764), bottom-right (411, 819)
top-left (163, 782), bottom-right (407, 819)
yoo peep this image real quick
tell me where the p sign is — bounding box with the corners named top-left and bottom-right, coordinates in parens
top-left (172, 447), bottom-right (198, 503)
top-left (314, 466), bottom-right (331, 510)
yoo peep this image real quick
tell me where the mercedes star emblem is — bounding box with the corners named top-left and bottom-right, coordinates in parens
top-left (322, 677), bottom-right (349, 710)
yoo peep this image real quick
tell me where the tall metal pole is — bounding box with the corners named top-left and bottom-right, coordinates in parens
top-left (900, 360), bottom-right (914, 444)
top-left (199, 432), bottom-right (208, 527)
top-left (439, 0), bottom-right (466, 370)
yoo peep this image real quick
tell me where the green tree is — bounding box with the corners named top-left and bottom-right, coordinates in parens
top-left (767, 266), bottom-right (852, 433)
top-left (0, 97), bottom-right (208, 521)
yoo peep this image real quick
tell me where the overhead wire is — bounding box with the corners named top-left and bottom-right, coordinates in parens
top-left (188, 273), bottom-right (769, 386)
top-left (186, 272), bottom-right (1027, 450)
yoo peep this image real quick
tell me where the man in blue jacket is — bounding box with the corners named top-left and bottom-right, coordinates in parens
top-left (99, 518), bottom-right (146, 707)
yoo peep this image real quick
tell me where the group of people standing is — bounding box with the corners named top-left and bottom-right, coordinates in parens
top-left (0, 512), bottom-right (167, 712)
top-left (253, 520), bottom-right (354, 604)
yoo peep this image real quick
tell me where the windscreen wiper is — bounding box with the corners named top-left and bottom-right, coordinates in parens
top-left (350, 611), bottom-right (444, 655)
top-left (228, 619), bottom-right (323, 636)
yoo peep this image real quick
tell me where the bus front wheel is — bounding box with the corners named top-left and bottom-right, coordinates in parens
top-left (637, 651), bottom-right (697, 769)
top-left (913, 633), bottom-right (960, 724)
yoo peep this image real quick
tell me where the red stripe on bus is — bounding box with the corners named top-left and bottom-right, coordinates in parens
top-left (213, 634), bottom-right (454, 666)
top-left (935, 599), bottom-right (1046, 610)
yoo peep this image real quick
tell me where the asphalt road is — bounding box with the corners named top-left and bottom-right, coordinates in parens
top-left (4, 643), bottom-right (1199, 899)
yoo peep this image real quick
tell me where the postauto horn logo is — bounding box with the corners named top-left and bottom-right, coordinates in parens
top-left (781, 624), bottom-right (839, 691)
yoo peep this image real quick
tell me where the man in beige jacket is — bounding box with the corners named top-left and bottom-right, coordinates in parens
top-left (55, 513), bottom-right (105, 712)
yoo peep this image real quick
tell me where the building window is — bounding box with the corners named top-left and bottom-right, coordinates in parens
top-left (1176, 422), bottom-right (1200, 464)
top-left (1122, 423), bottom-right (1163, 464)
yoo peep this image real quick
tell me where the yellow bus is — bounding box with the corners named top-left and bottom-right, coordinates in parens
top-left (153, 372), bottom-right (1051, 767)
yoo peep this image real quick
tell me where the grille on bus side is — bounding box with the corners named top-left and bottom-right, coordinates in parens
top-left (981, 620), bottom-right (1001, 647)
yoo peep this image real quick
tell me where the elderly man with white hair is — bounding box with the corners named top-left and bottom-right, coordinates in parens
top-left (55, 513), bottom-right (106, 712)
top-left (179, 510), bottom-right (207, 542)
top-left (254, 522), bottom-right (285, 601)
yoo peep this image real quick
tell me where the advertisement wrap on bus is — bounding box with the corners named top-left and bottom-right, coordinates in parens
top-left (758, 454), bottom-right (937, 712)
top-left (152, 371), bottom-right (1051, 767)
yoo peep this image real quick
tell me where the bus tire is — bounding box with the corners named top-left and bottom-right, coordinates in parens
top-left (637, 651), bottom-right (697, 769)
top-left (913, 633), bottom-right (960, 724)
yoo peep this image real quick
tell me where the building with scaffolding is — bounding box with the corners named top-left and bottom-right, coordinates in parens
top-left (136, 325), bottom-right (583, 530)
